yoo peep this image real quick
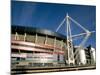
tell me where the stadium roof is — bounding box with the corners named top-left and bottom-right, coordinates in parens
top-left (12, 25), bottom-right (67, 40)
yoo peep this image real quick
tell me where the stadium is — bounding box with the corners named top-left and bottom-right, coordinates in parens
top-left (11, 25), bottom-right (96, 65)
top-left (11, 1), bottom-right (96, 74)
top-left (11, 15), bottom-right (96, 74)
top-left (11, 26), bottom-right (68, 67)
top-left (11, 25), bottom-right (96, 74)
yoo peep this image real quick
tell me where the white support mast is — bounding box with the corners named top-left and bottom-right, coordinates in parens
top-left (56, 13), bottom-right (95, 65)
top-left (66, 13), bottom-right (75, 65)
top-left (56, 13), bottom-right (75, 65)
top-left (68, 16), bottom-right (94, 61)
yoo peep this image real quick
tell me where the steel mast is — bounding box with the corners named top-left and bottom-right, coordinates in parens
top-left (56, 13), bottom-right (75, 65)
top-left (56, 13), bottom-right (95, 65)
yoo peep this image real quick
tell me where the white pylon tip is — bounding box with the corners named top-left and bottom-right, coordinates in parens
top-left (66, 13), bottom-right (69, 18)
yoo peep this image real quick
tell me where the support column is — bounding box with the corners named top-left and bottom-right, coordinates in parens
top-left (24, 33), bottom-right (26, 42)
top-left (66, 13), bottom-right (75, 65)
top-left (35, 33), bottom-right (38, 43)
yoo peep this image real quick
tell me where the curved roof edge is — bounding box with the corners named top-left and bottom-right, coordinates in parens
top-left (11, 25), bottom-right (67, 40)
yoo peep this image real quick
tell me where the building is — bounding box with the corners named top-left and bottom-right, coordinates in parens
top-left (85, 45), bottom-right (96, 65)
top-left (73, 45), bottom-right (96, 65)
top-left (11, 26), bottom-right (68, 67)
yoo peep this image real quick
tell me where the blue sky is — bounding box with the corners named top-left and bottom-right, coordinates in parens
top-left (11, 1), bottom-right (96, 48)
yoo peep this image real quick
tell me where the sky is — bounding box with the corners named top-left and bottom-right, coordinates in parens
top-left (11, 1), bottom-right (96, 48)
